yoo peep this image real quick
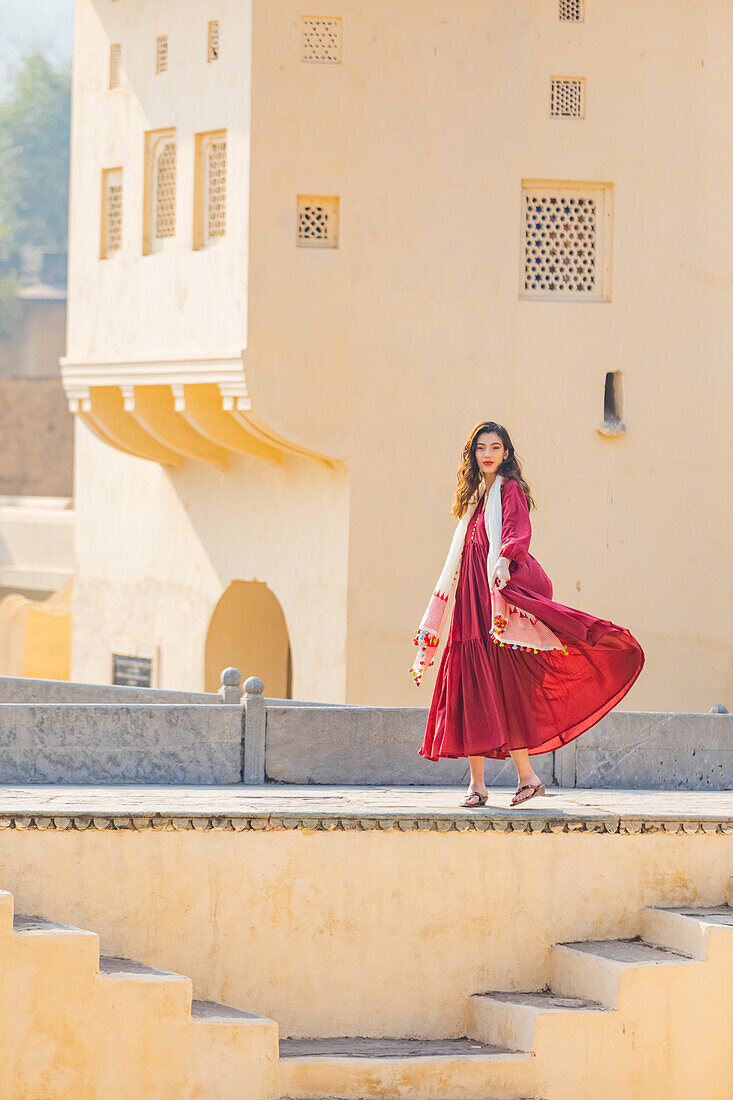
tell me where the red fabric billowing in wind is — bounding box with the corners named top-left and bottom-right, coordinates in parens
top-left (419, 478), bottom-right (645, 761)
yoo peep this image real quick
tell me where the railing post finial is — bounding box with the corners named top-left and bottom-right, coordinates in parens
top-left (219, 667), bottom-right (243, 704)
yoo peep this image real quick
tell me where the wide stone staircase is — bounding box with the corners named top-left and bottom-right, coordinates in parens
top-left (1, 881), bottom-right (731, 1098)
top-left (0, 889), bottom-right (277, 1099)
top-left (276, 879), bottom-right (733, 1100)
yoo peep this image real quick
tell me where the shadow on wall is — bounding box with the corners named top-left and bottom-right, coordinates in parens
top-left (204, 580), bottom-right (291, 697)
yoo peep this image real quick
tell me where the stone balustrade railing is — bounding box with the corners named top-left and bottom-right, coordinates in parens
top-left (0, 669), bottom-right (729, 790)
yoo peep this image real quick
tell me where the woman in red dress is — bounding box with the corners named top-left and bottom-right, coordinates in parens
top-left (418, 421), bottom-right (645, 807)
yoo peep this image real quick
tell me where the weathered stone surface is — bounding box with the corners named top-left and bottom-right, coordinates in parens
top-left (0, 697), bottom-right (729, 790)
top-left (556, 711), bottom-right (733, 790)
top-left (265, 706), bottom-right (732, 790)
top-left (0, 784), bottom-right (728, 834)
top-left (263, 705), bottom-right (554, 787)
top-left (279, 1036), bottom-right (512, 1057)
top-left (0, 705), bottom-right (243, 784)
top-left (0, 676), bottom-right (214, 705)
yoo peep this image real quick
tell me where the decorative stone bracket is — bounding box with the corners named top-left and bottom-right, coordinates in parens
top-left (61, 355), bottom-right (337, 468)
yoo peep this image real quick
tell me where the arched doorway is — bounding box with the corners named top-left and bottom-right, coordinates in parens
top-left (204, 580), bottom-right (291, 698)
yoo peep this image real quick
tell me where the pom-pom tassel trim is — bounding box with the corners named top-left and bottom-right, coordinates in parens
top-left (490, 632), bottom-right (569, 656)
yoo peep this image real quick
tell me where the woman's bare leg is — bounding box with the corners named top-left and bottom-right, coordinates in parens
top-left (509, 748), bottom-right (541, 787)
top-left (458, 756), bottom-right (489, 805)
top-left (466, 755), bottom-right (488, 797)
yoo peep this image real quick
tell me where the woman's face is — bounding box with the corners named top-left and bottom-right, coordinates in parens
top-left (474, 431), bottom-right (506, 473)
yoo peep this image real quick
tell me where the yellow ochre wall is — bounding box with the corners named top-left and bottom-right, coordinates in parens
top-left (0, 827), bottom-right (730, 1038)
top-left (204, 580), bottom-right (291, 696)
top-left (0, 581), bottom-right (72, 680)
top-left (64, 0), bottom-right (732, 705)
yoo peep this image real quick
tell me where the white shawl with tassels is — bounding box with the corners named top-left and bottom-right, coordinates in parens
top-left (410, 474), bottom-right (567, 685)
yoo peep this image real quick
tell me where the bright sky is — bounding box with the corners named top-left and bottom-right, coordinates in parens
top-left (0, 0), bottom-right (74, 97)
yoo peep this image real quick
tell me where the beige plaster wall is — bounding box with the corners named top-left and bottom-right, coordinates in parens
top-left (0, 826), bottom-right (730, 1038)
top-left (71, 422), bottom-right (349, 696)
top-left (66, 0), bottom-right (731, 705)
top-left (67, 0), bottom-right (251, 361)
top-left (244, 0), bottom-right (732, 707)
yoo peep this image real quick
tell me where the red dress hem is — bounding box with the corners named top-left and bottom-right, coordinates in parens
top-left (418, 624), bottom-right (644, 762)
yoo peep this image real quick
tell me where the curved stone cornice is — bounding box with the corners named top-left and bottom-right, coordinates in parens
top-left (60, 355), bottom-right (341, 469)
top-left (0, 813), bottom-right (730, 835)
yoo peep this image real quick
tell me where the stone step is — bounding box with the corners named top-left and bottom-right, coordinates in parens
top-left (468, 989), bottom-right (609, 1052)
top-left (13, 913), bottom-right (93, 934)
top-left (550, 937), bottom-right (694, 1008)
top-left (97, 953), bottom-right (194, 1015)
top-left (191, 999), bottom-right (269, 1022)
top-left (641, 903), bottom-right (733, 959)
top-left (11, 907), bottom-right (104, 984)
top-left (277, 1036), bottom-right (535, 1100)
top-left (0, 889), bottom-right (278, 1098)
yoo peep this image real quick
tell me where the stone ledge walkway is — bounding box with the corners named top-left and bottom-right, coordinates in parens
top-left (0, 785), bottom-right (730, 823)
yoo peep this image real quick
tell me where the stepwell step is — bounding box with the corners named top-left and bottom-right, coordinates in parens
top-left (277, 1035), bottom-right (536, 1100)
top-left (191, 999), bottom-right (268, 1022)
top-left (551, 935), bottom-right (696, 1007)
top-left (279, 1037), bottom-right (515, 1058)
top-left (476, 990), bottom-right (606, 1011)
top-left (469, 989), bottom-right (610, 1052)
top-left (641, 903), bottom-right (733, 957)
top-left (653, 904), bottom-right (733, 926)
top-left (557, 938), bottom-right (691, 965)
top-left (98, 955), bottom-right (188, 979)
top-left (13, 914), bottom-right (93, 934)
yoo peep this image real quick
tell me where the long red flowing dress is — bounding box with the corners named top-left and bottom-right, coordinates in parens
top-left (419, 478), bottom-right (645, 761)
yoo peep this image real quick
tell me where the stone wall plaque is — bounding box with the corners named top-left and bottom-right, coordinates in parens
top-left (112, 654), bottom-right (153, 688)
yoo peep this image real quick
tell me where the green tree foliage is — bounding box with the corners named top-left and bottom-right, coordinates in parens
top-left (0, 268), bottom-right (20, 341)
top-left (0, 50), bottom-right (70, 342)
top-left (0, 49), bottom-right (71, 251)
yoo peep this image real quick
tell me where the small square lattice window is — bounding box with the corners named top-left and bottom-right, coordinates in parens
top-left (143, 128), bottom-right (177, 254)
top-left (296, 196), bottom-right (339, 248)
top-left (109, 44), bottom-right (121, 89)
top-left (550, 78), bottom-right (585, 118)
top-left (101, 168), bottom-right (123, 258)
top-left (194, 130), bottom-right (227, 248)
top-left (156, 35), bottom-right (168, 73)
top-left (208, 20), bottom-right (220, 62)
top-left (301, 17), bottom-right (342, 63)
top-left (520, 182), bottom-right (612, 301)
top-left (559, 0), bottom-right (584, 20)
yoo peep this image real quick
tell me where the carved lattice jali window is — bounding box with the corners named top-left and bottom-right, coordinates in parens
top-left (559, 0), bottom-right (584, 21)
top-left (143, 129), bottom-right (177, 253)
top-left (296, 196), bottom-right (339, 247)
top-left (154, 141), bottom-right (176, 238)
top-left (550, 78), bottom-right (585, 118)
top-left (208, 20), bottom-right (220, 62)
top-left (301, 17), bottom-right (342, 63)
top-left (521, 183), bottom-right (612, 300)
top-left (156, 35), bottom-right (168, 73)
top-left (101, 168), bottom-right (123, 258)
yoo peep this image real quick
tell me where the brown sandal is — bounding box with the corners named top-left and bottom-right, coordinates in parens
top-left (510, 781), bottom-right (546, 806)
top-left (459, 791), bottom-right (488, 808)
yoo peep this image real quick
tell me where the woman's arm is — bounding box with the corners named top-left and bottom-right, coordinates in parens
top-left (498, 479), bottom-right (532, 567)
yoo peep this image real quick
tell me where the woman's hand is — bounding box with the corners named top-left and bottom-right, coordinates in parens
top-left (491, 556), bottom-right (512, 591)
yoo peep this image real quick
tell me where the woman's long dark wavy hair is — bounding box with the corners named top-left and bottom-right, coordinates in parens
top-left (451, 421), bottom-right (535, 519)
